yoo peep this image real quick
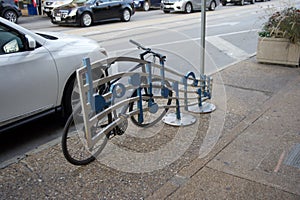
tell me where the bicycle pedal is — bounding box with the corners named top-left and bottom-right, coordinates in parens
top-left (107, 131), bottom-right (116, 139)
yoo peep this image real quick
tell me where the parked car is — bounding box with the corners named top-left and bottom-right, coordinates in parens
top-left (43, 0), bottom-right (72, 17)
top-left (161, 0), bottom-right (220, 13)
top-left (51, 0), bottom-right (135, 27)
top-left (134, 0), bottom-right (160, 11)
top-left (0, 17), bottom-right (107, 132)
top-left (0, 0), bottom-right (22, 23)
top-left (221, 0), bottom-right (254, 6)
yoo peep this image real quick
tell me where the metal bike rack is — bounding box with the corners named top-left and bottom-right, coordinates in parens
top-left (187, 74), bottom-right (216, 114)
top-left (75, 53), bottom-right (216, 149)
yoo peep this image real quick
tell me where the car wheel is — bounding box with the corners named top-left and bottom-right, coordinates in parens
top-left (81, 12), bottom-right (92, 27)
top-left (209, 1), bottom-right (216, 11)
top-left (163, 10), bottom-right (170, 13)
top-left (121, 9), bottom-right (131, 22)
top-left (221, 1), bottom-right (227, 6)
top-left (46, 12), bottom-right (51, 17)
top-left (185, 2), bottom-right (192, 13)
top-left (250, 0), bottom-right (255, 4)
top-left (62, 77), bottom-right (75, 120)
top-left (143, 1), bottom-right (150, 11)
top-left (4, 10), bottom-right (18, 23)
top-left (240, 0), bottom-right (244, 5)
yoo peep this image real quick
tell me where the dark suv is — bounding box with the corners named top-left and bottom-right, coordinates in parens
top-left (0, 0), bottom-right (22, 23)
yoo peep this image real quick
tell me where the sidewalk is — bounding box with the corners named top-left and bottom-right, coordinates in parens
top-left (0, 57), bottom-right (299, 199)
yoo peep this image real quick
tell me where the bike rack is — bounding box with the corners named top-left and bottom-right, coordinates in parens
top-left (75, 56), bottom-right (215, 149)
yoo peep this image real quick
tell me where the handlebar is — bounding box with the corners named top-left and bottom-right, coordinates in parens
top-left (129, 39), bottom-right (166, 61)
top-left (129, 39), bottom-right (150, 51)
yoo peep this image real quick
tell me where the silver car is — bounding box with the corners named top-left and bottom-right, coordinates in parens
top-left (0, 17), bottom-right (107, 131)
top-left (161, 0), bottom-right (220, 13)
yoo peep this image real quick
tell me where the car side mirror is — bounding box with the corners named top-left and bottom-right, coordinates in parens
top-left (25, 35), bottom-right (36, 49)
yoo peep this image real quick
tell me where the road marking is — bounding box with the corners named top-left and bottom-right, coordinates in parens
top-left (207, 22), bottom-right (240, 28)
top-left (206, 36), bottom-right (250, 60)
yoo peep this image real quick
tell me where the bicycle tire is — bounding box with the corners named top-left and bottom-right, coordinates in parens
top-left (129, 79), bottom-right (172, 127)
top-left (62, 112), bottom-right (111, 165)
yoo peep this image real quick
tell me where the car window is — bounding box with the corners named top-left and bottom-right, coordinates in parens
top-left (0, 24), bottom-right (25, 55)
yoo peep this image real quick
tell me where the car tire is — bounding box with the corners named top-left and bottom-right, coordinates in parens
top-left (121, 9), bottom-right (131, 22)
top-left (143, 1), bottom-right (150, 11)
top-left (240, 0), bottom-right (244, 5)
top-left (4, 10), bottom-right (18, 23)
top-left (185, 2), bottom-right (192, 13)
top-left (62, 77), bottom-right (75, 120)
top-left (80, 12), bottom-right (93, 27)
top-left (46, 12), bottom-right (51, 17)
top-left (208, 1), bottom-right (216, 11)
top-left (222, 1), bottom-right (227, 6)
top-left (163, 10), bottom-right (170, 13)
top-left (250, 0), bottom-right (255, 4)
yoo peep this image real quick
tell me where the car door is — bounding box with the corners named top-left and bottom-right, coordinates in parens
top-left (0, 23), bottom-right (58, 126)
top-left (107, 0), bottom-right (123, 18)
top-left (92, 0), bottom-right (113, 21)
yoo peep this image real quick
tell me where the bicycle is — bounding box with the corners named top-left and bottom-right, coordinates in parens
top-left (61, 40), bottom-right (174, 165)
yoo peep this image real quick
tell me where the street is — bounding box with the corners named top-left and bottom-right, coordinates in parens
top-left (0, 0), bottom-right (291, 165)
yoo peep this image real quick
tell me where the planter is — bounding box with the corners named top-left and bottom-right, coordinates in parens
top-left (257, 37), bottom-right (300, 66)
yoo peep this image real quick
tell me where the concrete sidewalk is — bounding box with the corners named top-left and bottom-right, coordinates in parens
top-left (1, 57), bottom-right (299, 199)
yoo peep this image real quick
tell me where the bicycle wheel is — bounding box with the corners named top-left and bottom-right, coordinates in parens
top-left (61, 112), bottom-right (111, 165)
top-left (129, 79), bottom-right (172, 127)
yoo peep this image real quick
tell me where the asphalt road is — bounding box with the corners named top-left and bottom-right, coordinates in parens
top-left (0, 0), bottom-right (284, 166)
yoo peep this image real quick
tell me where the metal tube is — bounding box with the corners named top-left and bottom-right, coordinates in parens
top-left (201, 0), bottom-right (206, 75)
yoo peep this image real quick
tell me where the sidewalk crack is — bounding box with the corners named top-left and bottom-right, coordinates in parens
top-left (225, 83), bottom-right (273, 96)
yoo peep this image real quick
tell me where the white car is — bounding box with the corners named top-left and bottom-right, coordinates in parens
top-left (0, 17), bottom-right (107, 131)
top-left (161, 0), bottom-right (220, 13)
top-left (43, 0), bottom-right (73, 17)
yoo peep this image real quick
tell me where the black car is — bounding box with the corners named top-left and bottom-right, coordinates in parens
top-left (221, 0), bottom-right (254, 6)
top-left (0, 0), bottom-right (22, 23)
top-left (51, 0), bottom-right (135, 27)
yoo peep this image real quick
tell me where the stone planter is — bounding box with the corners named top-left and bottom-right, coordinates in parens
top-left (257, 37), bottom-right (300, 66)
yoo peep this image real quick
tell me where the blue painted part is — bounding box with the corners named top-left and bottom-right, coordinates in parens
top-left (161, 86), bottom-right (169, 98)
top-left (173, 81), bottom-right (181, 120)
top-left (137, 87), bottom-right (144, 124)
top-left (146, 63), bottom-right (153, 108)
top-left (128, 73), bottom-right (141, 87)
top-left (185, 71), bottom-right (198, 86)
top-left (94, 95), bottom-right (106, 114)
top-left (83, 57), bottom-right (95, 112)
top-left (110, 83), bottom-right (126, 99)
top-left (182, 76), bottom-right (188, 111)
top-left (149, 103), bottom-right (159, 114)
top-left (207, 77), bottom-right (211, 99)
top-left (160, 60), bottom-right (166, 92)
top-left (197, 88), bottom-right (202, 107)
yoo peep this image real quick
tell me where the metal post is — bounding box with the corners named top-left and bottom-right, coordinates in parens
top-left (200, 0), bottom-right (206, 75)
top-left (186, 0), bottom-right (216, 114)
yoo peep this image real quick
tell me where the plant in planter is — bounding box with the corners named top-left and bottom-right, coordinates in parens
top-left (257, 7), bottom-right (300, 66)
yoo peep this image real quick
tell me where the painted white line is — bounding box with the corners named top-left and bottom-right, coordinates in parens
top-left (207, 22), bottom-right (240, 28)
top-left (213, 29), bottom-right (259, 37)
top-left (206, 36), bottom-right (250, 60)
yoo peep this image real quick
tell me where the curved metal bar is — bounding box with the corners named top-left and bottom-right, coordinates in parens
top-left (76, 54), bottom-right (214, 150)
